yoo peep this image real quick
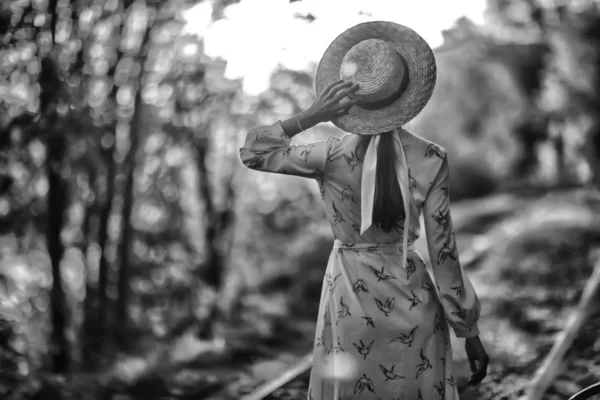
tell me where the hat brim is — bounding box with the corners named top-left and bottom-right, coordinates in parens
top-left (315, 21), bottom-right (437, 136)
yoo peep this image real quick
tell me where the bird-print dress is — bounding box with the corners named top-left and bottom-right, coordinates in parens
top-left (240, 122), bottom-right (481, 400)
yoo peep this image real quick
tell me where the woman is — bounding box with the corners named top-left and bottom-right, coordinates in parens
top-left (240, 21), bottom-right (489, 399)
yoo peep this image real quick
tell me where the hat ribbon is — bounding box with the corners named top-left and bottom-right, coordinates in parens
top-left (360, 129), bottom-right (410, 269)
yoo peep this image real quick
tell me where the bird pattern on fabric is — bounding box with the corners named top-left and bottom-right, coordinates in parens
top-left (239, 122), bottom-right (481, 399)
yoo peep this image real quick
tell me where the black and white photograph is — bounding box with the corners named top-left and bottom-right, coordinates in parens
top-left (1, 0), bottom-right (600, 399)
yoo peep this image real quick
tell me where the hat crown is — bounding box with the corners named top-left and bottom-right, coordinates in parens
top-left (340, 39), bottom-right (407, 104)
top-left (316, 21), bottom-right (437, 135)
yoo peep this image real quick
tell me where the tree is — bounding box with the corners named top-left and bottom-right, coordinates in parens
top-left (1, 0), bottom-right (74, 374)
top-left (485, 0), bottom-right (600, 186)
top-left (113, 0), bottom-right (152, 348)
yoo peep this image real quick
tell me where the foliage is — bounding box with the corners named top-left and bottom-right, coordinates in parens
top-left (0, 0), bottom-right (242, 390)
top-left (484, 0), bottom-right (600, 185)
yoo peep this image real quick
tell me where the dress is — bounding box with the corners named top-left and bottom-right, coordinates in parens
top-left (240, 122), bottom-right (481, 400)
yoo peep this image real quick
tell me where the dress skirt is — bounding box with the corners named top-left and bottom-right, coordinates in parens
top-left (307, 241), bottom-right (459, 400)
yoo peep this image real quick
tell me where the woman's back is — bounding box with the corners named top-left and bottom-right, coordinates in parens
top-left (320, 128), bottom-right (446, 246)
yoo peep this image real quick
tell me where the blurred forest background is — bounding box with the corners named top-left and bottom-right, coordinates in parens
top-left (1, 0), bottom-right (600, 399)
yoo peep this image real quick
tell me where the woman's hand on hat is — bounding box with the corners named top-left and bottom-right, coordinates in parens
top-left (301, 80), bottom-right (360, 127)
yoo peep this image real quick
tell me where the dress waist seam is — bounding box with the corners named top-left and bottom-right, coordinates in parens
top-left (333, 239), bottom-right (416, 253)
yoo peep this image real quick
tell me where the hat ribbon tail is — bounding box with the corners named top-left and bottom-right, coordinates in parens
top-left (360, 130), bottom-right (411, 270)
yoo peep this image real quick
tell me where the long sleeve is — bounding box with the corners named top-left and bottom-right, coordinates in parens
top-left (239, 121), bottom-right (332, 179)
top-left (423, 156), bottom-right (481, 338)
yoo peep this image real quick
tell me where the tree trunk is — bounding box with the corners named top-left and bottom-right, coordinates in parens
top-left (585, 123), bottom-right (600, 188)
top-left (39, 30), bottom-right (69, 370)
top-left (97, 147), bottom-right (116, 348)
top-left (193, 137), bottom-right (225, 339)
top-left (193, 134), bottom-right (241, 338)
top-left (115, 91), bottom-right (142, 347)
top-left (195, 137), bottom-right (224, 289)
top-left (210, 172), bottom-right (243, 322)
top-left (79, 169), bottom-right (96, 367)
top-left (46, 133), bottom-right (69, 374)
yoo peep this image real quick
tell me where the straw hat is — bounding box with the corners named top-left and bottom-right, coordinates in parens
top-left (315, 21), bottom-right (437, 136)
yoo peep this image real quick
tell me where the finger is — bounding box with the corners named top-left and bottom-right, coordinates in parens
top-left (331, 83), bottom-right (359, 102)
top-left (322, 79), bottom-right (344, 95)
top-left (336, 105), bottom-right (352, 117)
top-left (335, 110), bottom-right (348, 119)
top-left (468, 371), bottom-right (482, 386)
top-left (328, 81), bottom-right (355, 99)
top-left (332, 104), bottom-right (357, 120)
top-left (336, 96), bottom-right (360, 109)
top-left (327, 82), bottom-right (352, 102)
top-left (469, 357), bottom-right (489, 386)
top-left (468, 370), bottom-right (486, 386)
top-left (322, 79), bottom-right (347, 97)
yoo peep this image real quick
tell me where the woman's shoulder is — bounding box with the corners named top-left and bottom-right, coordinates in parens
top-left (400, 130), bottom-right (448, 188)
top-left (400, 129), bottom-right (448, 160)
top-left (326, 133), bottom-right (357, 155)
top-left (335, 132), bottom-right (357, 146)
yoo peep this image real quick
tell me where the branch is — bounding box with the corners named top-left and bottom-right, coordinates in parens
top-left (523, 255), bottom-right (600, 400)
top-left (240, 353), bottom-right (312, 400)
top-left (3, 4), bottom-right (34, 36)
top-left (293, 12), bottom-right (315, 22)
top-left (212, 0), bottom-right (242, 21)
top-left (49, 0), bottom-right (59, 44)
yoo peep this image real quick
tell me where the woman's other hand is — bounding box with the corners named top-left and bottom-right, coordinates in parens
top-left (302, 80), bottom-right (360, 126)
top-left (465, 335), bottom-right (489, 386)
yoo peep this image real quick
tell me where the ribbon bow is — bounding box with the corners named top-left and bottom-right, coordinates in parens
top-left (360, 129), bottom-right (411, 269)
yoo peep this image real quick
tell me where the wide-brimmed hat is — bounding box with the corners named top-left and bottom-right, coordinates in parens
top-left (315, 21), bottom-right (437, 136)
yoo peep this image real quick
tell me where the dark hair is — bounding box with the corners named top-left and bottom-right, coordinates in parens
top-left (356, 133), bottom-right (405, 233)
